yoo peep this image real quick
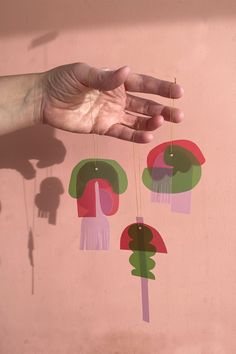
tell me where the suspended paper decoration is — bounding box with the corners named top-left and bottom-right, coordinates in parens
top-left (80, 182), bottom-right (110, 250)
top-left (142, 140), bottom-right (206, 213)
top-left (69, 158), bottom-right (128, 250)
top-left (120, 217), bottom-right (167, 322)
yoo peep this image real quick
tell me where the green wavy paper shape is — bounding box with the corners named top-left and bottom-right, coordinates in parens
top-left (129, 251), bottom-right (156, 280)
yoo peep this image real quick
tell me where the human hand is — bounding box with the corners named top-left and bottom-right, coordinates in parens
top-left (40, 63), bottom-right (184, 143)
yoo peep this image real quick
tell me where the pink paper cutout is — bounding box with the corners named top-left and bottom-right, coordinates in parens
top-left (99, 188), bottom-right (114, 215)
top-left (80, 182), bottom-right (110, 250)
top-left (77, 179), bottom-right (119, 217)
top-left (120, 222), bottom-right (167, 253)
top-left (147, 140), bottom-right (205, 168)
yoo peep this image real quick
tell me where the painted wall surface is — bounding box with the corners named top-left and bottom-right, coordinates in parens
top-left (1, 1), bottom-right (236, 353)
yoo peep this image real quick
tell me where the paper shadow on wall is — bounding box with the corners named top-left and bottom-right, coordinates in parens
top-left (1, 0), bottom-right (236, 36)
top-left (35, 177), bottom-right (64, 225)
top-left (0, 125), bottom-right (66, 225)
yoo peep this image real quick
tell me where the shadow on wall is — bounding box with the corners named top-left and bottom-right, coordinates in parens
top-left (28, 31), bottom-right (59, 50)
top-left (0, 125), bottom-right (66, 224)
top-left (83, 328), bottom-right (230, 354)
top-left (1, 0), bottom-right (236, 36)
top-left (35, 176), bottom-right (64, 225)
top-left (0, 125), bottom-right (66, 179)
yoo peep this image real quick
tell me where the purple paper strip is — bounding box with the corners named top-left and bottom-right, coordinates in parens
top-left (136, 216), bottom-right (144, 224)
top-left (136, 217), bottom-right (150, 322)
top-left (171, 191), bottom-right (192, 214)
top-left (141, 277), bottom-right (150, 322)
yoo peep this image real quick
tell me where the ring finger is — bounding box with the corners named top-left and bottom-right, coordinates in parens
top-left (126, 94), bottom-right (184, 123)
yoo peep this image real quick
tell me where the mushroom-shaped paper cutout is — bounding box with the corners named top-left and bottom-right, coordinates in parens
top-left (69, 159), bottom-right (128, 250)
top-left (142, 140), bottom-right (205, 213)
top-left (69, 159), bottom-right (128, 217)
top-left (120, 217), bottom-right (167, 322)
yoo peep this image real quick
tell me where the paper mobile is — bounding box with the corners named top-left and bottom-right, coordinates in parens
top-left (142, 140), bottom-right (205, 213)
top-left (69, 158), bottom-right (128, 250)
top-left (120, 217), bottom-right (167, 322)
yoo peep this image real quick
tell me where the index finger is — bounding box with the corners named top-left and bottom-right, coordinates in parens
top-left (124, 73), bottom-right (184, 99)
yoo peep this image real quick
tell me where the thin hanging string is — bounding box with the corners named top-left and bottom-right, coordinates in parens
top-left (137, 143), bottom-right (142, 217)
top-left (22, 174), bottom-right (37, 295)
top-left (169, 77), bottom-right (177, 205)
top-left (132, 124), bottom-right (142, 219)
top-left (132, 139), bottom-right (139, 217)
top-left (169, 78), bottom-right (176, 157)
top-left (88, 70), bottom-right (98, 163)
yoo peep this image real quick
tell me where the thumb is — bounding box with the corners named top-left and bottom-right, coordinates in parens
top-left (74, 63), bottom-right (131, 91)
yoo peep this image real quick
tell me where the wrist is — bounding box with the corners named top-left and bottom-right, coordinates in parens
top-left (33, 72), bottom-right (45, 125)
top-left (0, 72), bottom-right (44, 135)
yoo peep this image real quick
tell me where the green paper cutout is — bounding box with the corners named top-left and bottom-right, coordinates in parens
top-left (69, 159), bottom-right (128, 198)
top-left (129, 251), bottom-right (156, 280)
top-left (128, 224), bottom-right (157, 252)
top-left (128, 223), bottom-right (157, 280)
top-left (142, 145), bottom-right (202, 193)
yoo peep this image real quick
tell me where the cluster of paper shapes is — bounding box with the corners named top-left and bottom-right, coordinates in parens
top-left (120, 220), bottom-right (167, 280)
top-left (69, 158), bottom-right (128, 250)
top-left (142, 140), bottom-right (206, 213)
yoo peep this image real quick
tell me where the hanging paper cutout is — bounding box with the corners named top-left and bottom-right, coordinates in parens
top-left (80, 182), bottom-right (110, 250)
top-left (142, 140), bottom-right (205, 213)
top-left (69, 159), bottom-right (128, 250)
top-left (120, 217), bottom-right (167, 322)
top-left (35, 177), bottom-right (64, 225)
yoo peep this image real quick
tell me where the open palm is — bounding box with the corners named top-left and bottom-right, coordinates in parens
top-left (41, 63), bottom-right (183, 143)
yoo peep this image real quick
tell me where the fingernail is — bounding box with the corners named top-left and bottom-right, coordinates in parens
top-left (178, 111), bottom-right (184, 122)
top-left (157, 115), bottom-right (164, 126)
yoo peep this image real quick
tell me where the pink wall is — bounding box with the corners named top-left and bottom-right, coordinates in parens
top-left (1, 1), bottom-right (236, 353)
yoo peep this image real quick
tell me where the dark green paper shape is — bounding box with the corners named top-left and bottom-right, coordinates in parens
top-left (129, 251), bottom-right (156, 280)
top-left (142, 145), bottom-right (202, 193)
top-left (128, 224), bottom-right (156, 280)
top-left (68, 158), bottom-right (128, 198)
